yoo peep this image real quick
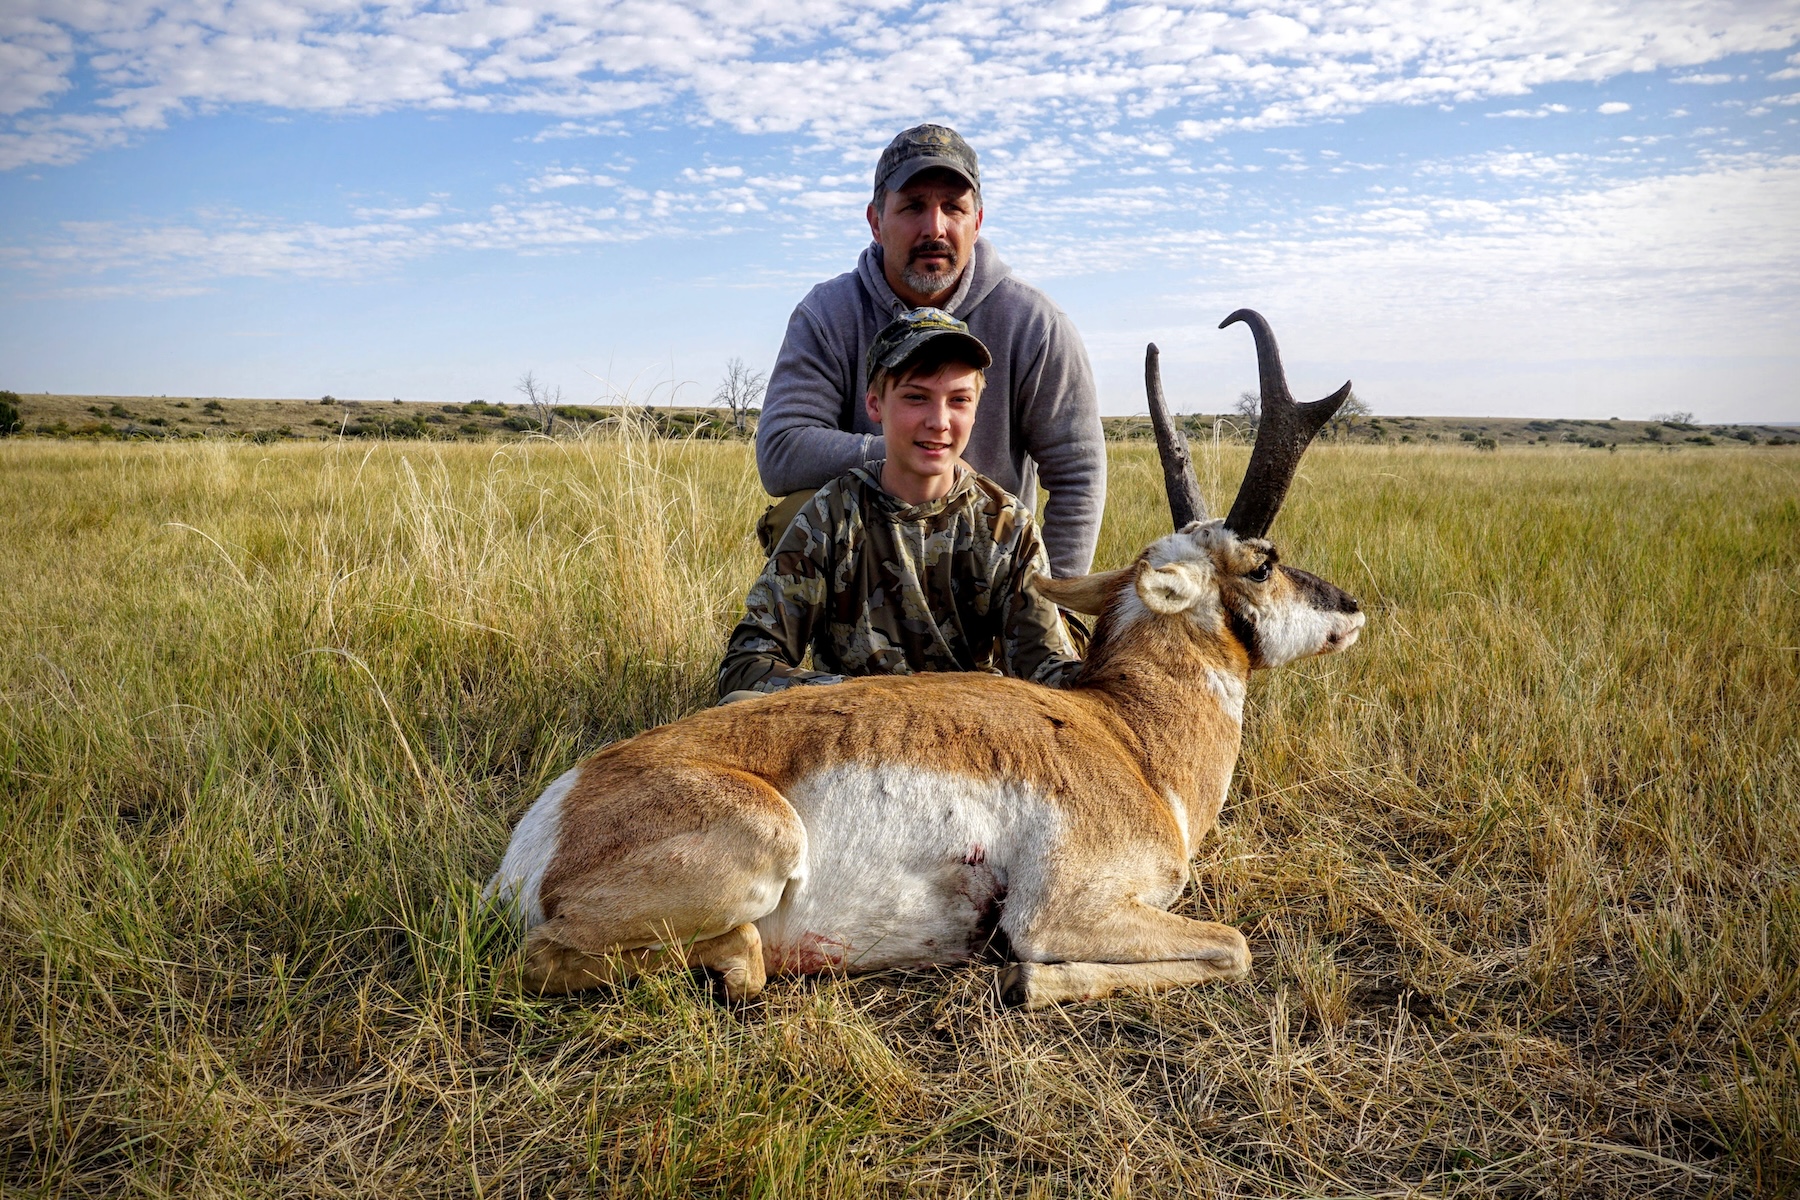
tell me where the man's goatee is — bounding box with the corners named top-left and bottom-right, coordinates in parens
top-left (902, 265), bottom-right (959, 297)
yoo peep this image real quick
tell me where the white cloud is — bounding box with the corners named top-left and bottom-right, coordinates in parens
top-left (1489, 103), bottom-right (1573, 118)
top-left (1673, 73), bottom-right (1738, 84)
top-left (351, 203), bottom-right (443, 220)
top-left (0, 202), bottom-right (655, 285)
top-left (527, 120), bottom-right (626, 141)
top-left (526, 167), bottom-right (620, 191)
top-left (4, 1), bottom-right (1799, 169)
top-left (0, 14), bottom-right (72, 116)
top-left (1598, 101), bottom-right (1633, 114)
top-left (0, 162), bottom-right (866, 285)
top-left (1077, 157), bottom-right (1800, 385)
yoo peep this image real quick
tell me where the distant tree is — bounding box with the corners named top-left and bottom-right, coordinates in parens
top-left (1222, 390), bottom-right (1257, 441)
top-left (516, 371), bottom-right (560, 437)
top-left (1325, 389), bottom-right (1372, 439)
top-left (0, 390), bottom-right (21, 436)
top-left (715, 357), bottom-right (767, 434)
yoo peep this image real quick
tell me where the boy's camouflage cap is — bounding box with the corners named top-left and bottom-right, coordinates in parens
top-left (874, 124), bottom-right (980, 196)
top-left (866, 307), bottom-right (993, 389)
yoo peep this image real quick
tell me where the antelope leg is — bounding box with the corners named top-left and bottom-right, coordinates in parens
top-left (523, 921), bottom-right (767, 1000)
top-left (999, 954), bottom-right (1249, 1011)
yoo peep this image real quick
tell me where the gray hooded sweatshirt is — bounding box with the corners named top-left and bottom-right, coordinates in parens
top-left (756, 239), bottom-right (1105, 577)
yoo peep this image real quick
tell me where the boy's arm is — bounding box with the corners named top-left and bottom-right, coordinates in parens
top-left (716, 498), bottom-right (848, 698)
top-left (998, 512), bottom-right (1085, 688)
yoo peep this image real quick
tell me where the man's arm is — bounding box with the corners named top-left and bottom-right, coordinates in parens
top-left (716, 498), bottom-right (848, 698)
top-left (756, 301), bottom-right (887, 496)
top-left (998, 513), bottom-right (1084, 689)
top-left (1016, 306), bottom-right (1106, 577)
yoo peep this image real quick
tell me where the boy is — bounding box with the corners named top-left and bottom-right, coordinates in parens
top-left (717, 308), bottom-right (1082, 700)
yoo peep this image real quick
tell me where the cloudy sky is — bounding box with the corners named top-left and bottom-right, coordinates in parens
top-left (2, 0), bottom-right (1797, 421)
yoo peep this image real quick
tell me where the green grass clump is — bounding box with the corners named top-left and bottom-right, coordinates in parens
top-left (1, 437), bottom-right (1795, 1197)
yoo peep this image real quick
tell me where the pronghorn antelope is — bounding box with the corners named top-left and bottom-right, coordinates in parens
top-left (489, 310), bottom-right (1364, 1010)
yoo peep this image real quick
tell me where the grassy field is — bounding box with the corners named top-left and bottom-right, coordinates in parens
top-left (1, 435), bottom-right (1795, 1197)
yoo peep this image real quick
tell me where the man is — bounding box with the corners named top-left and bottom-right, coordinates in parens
top-left (756, 124), bottom-right (1106, 579)
top-left (718, 308), bottom-right (1081, 700)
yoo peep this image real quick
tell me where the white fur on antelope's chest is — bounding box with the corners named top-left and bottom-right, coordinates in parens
top-left (757, 762), bottom-right (1059, 975)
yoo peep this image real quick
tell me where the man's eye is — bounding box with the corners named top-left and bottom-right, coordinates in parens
top-left (1246, 562), bottom-right (1272, 583)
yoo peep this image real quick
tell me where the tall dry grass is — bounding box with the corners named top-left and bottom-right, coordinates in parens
top-left (1, 434), bottom-right (1795, 1198)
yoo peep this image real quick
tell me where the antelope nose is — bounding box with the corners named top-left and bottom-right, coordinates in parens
top-left (1327, 612), bottom-right (1366, 650)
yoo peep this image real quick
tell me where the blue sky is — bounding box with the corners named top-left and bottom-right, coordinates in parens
top-left (2, 1), bottom-right (1797, 421)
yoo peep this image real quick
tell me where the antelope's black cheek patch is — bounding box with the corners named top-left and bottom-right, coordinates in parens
top-left (1282, 566), bottom-right (1360, 615)
top-left (1225, 606), bottom-right (1261, 664)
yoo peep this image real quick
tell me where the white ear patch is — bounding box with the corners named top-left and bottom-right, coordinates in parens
top-left (1136, 562), bottom-right (1205, 614)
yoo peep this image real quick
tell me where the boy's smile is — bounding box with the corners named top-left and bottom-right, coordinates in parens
top-left (865, 362), bottom-right (982, 506)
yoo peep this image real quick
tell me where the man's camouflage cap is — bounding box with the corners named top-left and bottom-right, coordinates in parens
top-left (866, 307), bottom-right (993, 390)
top-left (873, 124), bottom-right (980, 197)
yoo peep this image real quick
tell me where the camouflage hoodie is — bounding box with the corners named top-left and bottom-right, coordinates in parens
top-left (717, 463), bottom-right (1082, 697)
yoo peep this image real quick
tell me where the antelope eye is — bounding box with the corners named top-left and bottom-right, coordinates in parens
top-left (1246, 562), bottom-right (1273, 583)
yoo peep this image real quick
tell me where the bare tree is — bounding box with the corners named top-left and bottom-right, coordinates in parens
top-left (1227, 390), bottom-right (1260, 442)
top-left (714, 357), bottom-right (767, 434)
top-left (1325, 388), bottom-right (1371, 439)
top-left (516, 370), bottom-right (561, 436)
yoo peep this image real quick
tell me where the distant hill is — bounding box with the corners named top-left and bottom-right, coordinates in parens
top-left (1, 393), bottom-right (750, 442)
top-left (2, 392), bottom-right (1793, 448)
top-left (1101, 411), bottom-right (1794, 449)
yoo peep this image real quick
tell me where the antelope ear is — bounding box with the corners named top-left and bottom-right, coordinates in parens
top-left (1135, 560), bottom-right (1205, 615)
top-left (1033, 565), bottom-right (1132, 616)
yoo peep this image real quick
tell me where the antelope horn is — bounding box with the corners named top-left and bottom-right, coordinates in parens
top-left (1144, 343), bottom-right (1207, 530)
top-left (1220, 310), bottom-right (1351, 539)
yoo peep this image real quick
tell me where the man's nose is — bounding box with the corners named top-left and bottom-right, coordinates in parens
top-left (921, 204), bottom-right (949, 237)
top-left (924, 402), bottom-right (950, 429)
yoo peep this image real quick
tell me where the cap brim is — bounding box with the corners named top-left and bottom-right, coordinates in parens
top-left (876, 327), bottom-right (993, 375)
top-left (879, 154), bottom-right (979, 195)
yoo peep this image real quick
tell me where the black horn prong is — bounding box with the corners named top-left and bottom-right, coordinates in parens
top-left (1219, 310), bottom-right (1350, 539)
top-left (1145, 343), bottom-right (1207, 530)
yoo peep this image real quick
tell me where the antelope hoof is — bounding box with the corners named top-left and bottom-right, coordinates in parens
top-left (712, 965), bottom-right (764, 1004)
top-left (998, 962), bottom-right (1043, 1010)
